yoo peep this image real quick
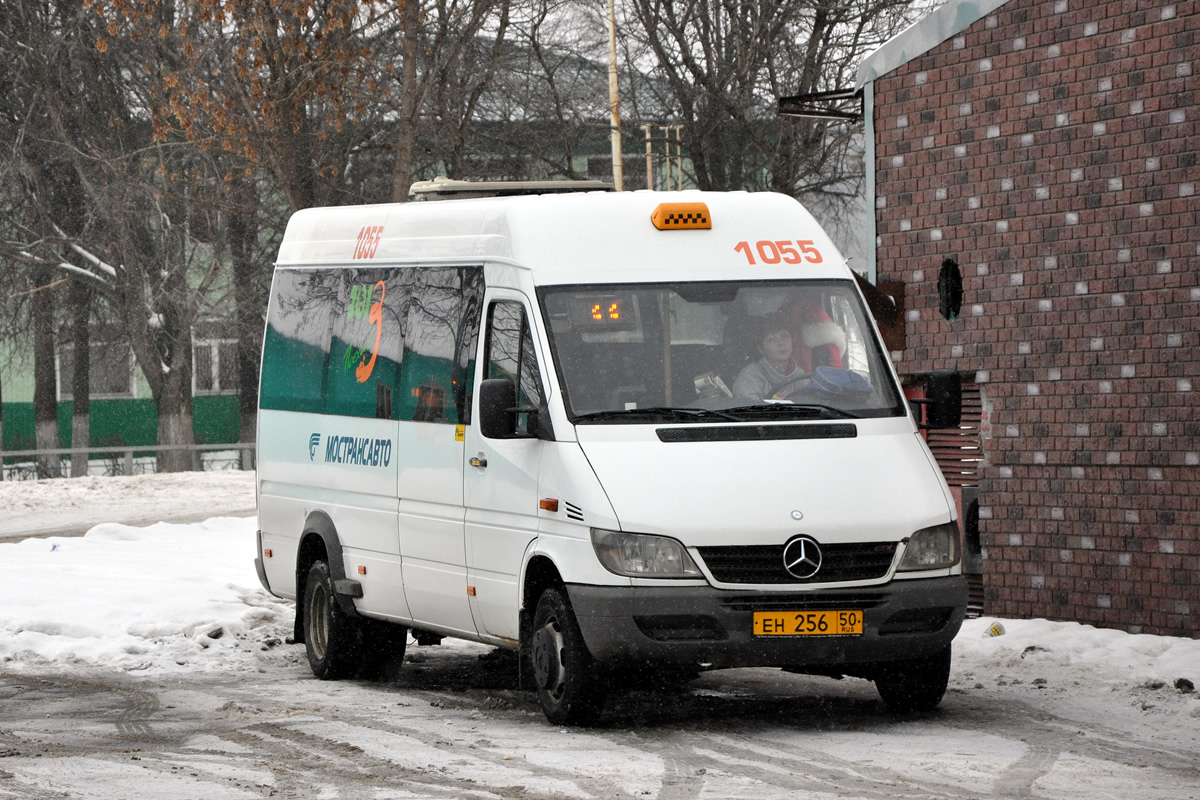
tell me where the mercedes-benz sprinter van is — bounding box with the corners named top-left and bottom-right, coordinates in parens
top-left (254, 188), bottom-right (967, 724)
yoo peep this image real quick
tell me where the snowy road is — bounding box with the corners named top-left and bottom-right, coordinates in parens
top-left (2, 638), bottom-right (1199, 800)
top-left (1, 473), bottom-right (1198, 798)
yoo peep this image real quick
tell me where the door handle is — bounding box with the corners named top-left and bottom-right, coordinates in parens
top-left (470, 456), bottom-right (488, 468)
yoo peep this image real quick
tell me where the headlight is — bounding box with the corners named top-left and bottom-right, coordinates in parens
top-left (591, 528), bottom-right (702, 578)
top-left (897, 521), bottom-right (961, 571)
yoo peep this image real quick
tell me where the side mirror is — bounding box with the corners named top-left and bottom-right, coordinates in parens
top-left (479, 378), bottom-right (518, 439)
top-left (924, 369), bottom-right (962, 429)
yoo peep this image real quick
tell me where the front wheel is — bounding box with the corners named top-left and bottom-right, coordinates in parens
top-left (530, 586), bottom-right (607, 725)
top-left (874, 646), bottom-right (952, 713)
top-left (303, 560), bottom-right (361, 680)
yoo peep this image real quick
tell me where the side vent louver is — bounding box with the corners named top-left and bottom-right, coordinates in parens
top-left (565, 502), bottom-right (584, 522)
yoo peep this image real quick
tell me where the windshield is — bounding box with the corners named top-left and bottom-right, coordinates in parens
top-left (539, 280), bottom-right (905, 423)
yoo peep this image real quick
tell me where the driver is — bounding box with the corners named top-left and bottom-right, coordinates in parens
top-left (732, 313), bottom-right (806, 400)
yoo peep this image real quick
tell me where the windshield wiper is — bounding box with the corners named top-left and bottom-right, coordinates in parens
top-left (574, 406), bottom-right (743, 423)
top-left (721, 403), bottom-right (861, 420)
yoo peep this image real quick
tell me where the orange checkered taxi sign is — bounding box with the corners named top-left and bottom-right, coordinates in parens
top-left (651, 202), bottom-right (712, 230)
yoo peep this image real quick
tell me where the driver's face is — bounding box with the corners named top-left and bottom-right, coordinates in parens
top-left (760, 328), bottom-right (793, 364)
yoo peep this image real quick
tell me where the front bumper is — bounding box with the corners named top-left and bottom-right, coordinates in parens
top-left (566, 576), bottom-right (967, 672)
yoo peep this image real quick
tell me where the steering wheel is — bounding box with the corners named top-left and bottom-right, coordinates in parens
top-left (765, 372), bottom-right (812, 400)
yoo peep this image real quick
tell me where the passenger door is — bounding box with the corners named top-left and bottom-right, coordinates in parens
top-left (396, 267), bottom-right (484, 636)
top-left (463, 295), bottom-right (546, 641)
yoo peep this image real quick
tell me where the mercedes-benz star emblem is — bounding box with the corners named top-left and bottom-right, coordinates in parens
top-left (782, 535), bottom-right (823, 580)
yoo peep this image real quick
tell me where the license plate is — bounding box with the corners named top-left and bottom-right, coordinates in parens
top-left (753, 610), bottom-right (863, 637)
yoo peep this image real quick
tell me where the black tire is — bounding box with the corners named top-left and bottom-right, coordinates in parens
top-left (303, 560), bottom-right (361, 680)
top-left (530, 586), bottom-right (607, 725)
top-left (874, 646), bottom-right (952, 713)
top-left (357, 618), bottom-right (409, 681)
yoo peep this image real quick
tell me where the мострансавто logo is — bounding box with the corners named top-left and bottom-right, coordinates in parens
top-left (319, 433), bottom-right (392, 467)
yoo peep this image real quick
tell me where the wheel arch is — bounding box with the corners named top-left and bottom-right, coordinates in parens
top-left (294, 510), bottom-right (360, 643)
top-left (519, 554), bottom-right (564, 653)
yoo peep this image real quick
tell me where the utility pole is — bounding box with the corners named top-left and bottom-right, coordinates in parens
top-left (642, 124), bottom-right (653, 190)
top-left (607, 0), bottom-right (623, 191)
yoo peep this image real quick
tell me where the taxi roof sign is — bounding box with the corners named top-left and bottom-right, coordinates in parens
top-left (651, 202), bottom-right (711, 230)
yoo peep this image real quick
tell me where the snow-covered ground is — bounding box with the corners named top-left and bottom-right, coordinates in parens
top-left (0, 472), bottom-right (1197, 799)
top-left (0, 469), bottom-right (256, 540)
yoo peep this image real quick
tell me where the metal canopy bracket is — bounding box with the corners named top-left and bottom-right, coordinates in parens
top-left (777, 88), bottom-right (864, 122)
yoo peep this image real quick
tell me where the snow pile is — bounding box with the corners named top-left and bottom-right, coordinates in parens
top-left (0, 517), bottom-right (292, 675)
top-left (955, 617), bottom-right (1199, 694)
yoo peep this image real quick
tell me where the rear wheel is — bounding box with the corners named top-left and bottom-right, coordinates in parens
top-left (874, 646), bottom-right (952, 713)
top-left (303, 561), bottom-right (361, 680)
top-left (530, 586), bottom-right (607, 725)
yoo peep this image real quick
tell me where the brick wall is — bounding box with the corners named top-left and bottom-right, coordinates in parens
top-left (871, 0), bottom-right (1198, 636)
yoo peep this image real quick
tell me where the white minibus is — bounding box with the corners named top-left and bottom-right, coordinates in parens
top-left (255, 187), bottom-right (967, 724)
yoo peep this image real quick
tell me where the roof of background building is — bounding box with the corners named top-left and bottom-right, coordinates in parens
top-left (857, 0), bottom-right (1012, 87)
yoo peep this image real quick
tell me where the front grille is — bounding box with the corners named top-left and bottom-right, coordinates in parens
top-left (697, 541), bottom-right (896, 584)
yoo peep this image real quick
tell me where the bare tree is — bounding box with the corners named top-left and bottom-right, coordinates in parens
top-left (389, 0), bottom-right (513, 199)
top-left (0, 0), bottom-right (228, 472)
top-left (469, 0), bottom-right (613, 180)
top-left (624, 0), bottom-right (922, 196)
top-left (95, 0), bottom-right (404, 213)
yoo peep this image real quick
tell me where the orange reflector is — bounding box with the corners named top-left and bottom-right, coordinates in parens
top-left (539, 498), bottom-right (560, 512)
top-left (263, 549), bottom-right (272, 558)
top-left (467, 585), bottom-right (476, 596)
top-left (651, 202), bottom-right (711, 230)
top-left (357, 565), bottom-right (367, 575)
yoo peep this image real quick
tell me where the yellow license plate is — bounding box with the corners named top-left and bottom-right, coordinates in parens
top-left (753, 610), bottom-right (863, 637)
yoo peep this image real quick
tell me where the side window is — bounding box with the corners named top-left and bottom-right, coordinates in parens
top-left (260, 265), bottom-right (483, 422)
top-left (327, 268), bottom-right (404, 419)
top-left (399, 267), bottom-right (484, 424)
top-left (259, 269), bottom-right (336, 414)
top-left (485, 300), bottom-right (544, 436)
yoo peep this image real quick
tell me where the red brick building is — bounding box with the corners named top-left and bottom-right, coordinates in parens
top-left (857, 0), bottom-right (1197, 637)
